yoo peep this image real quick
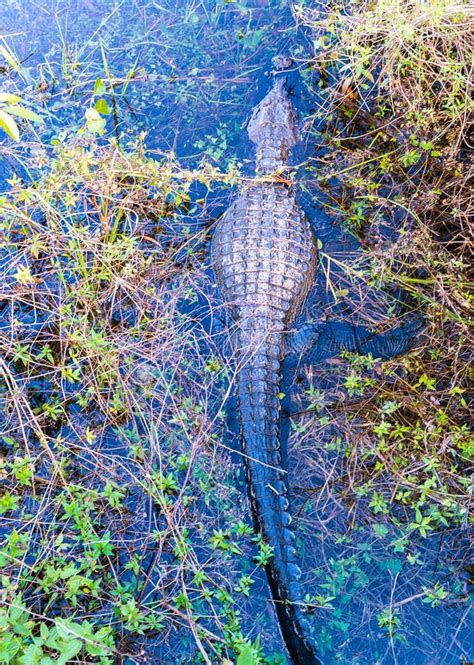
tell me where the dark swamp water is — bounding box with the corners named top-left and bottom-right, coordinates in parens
top-left (0, 1), bottom-right (472, 663)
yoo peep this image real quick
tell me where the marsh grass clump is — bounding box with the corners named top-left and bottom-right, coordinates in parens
top-left (298, 0), bottom-right (472, 520)
top-left (302, 0), bottom-right (472, 242)
top-left (0, 138), bottom-right (281, 663)
top-left (285, 0), bottom-right (473, 659)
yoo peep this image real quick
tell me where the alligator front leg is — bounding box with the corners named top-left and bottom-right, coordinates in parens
top-left (285, 315), bottom-right (425, 368)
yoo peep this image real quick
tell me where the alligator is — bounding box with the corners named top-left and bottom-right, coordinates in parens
top-left (211, 56), bottom-right (423, 665)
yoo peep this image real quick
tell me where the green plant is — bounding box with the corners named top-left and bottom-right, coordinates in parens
top-left (0, 597), bottom-right (114, 663)
top-left (377, 607), bottom-right (401, 638)
top-left (0, 92), bottom-right (44, 141)
top-left (0, 133), bottom-right (284, 662)
top-left (282, 2), bottom-right (473, 660)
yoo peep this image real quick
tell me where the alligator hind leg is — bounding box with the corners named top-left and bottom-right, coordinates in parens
top-left (285, 315), bottom-right (425, 368)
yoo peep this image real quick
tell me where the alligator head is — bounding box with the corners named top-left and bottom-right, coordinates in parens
top-left (246, 57), bottom-right (298, 174)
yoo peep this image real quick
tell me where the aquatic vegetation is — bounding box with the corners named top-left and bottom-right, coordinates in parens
top-left (0, 92), bottom-right (44, 142)
top-left (286, 1), bottom-right (473, 660)
top-left (0, 137), bottom-right (286, 663)
top-left (0, 0), bottom-right (471, 662)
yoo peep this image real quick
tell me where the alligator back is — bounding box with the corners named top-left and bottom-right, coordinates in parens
top-left (211, 179), bottom-right (319, 663)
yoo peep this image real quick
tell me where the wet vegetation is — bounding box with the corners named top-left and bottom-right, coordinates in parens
top-left (292, 1), bottom-right (473, 659)
top-left (0, 1), bottom-right (472, 663)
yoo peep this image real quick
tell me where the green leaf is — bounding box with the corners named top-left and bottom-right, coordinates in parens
top-left (94, 98), bottom-right (111, 115)
top-left (93, 77), bottom-right (106, 95)
top-left (317, 238), bottom-right (323, 250)
top-left (373, 523), bottom-right (389, 538)
top-left (0, 109), bottom-right (20, 141)
top-left (85, 642), bottom-right (108, 657)
top-left (6, 105), bottom-right (44, 123)
top-left (55, 619), bottom-right (84, 639)
top-left (85, 107), bottom-right (106, 134)
top-left (85, 107), bottom-right (101, 122)
top-left (13, 621), bottom-right (30, 637)
top-left (13, 265), bottom-right (35, 285)
top-left (0, 45), bottom-right (21, 72)
top-left (58, 639), bottom-right (83, 663)
top-left (0, 92), bottom-right (21, 104)
top-left (378, 558), bottom-right (403, 574)
top-left (237, 644), bottom-right (255, 665)
top-left (9, 599), bottom-right (26, 622)
top-left (18, 644), bottom-right (44, 663)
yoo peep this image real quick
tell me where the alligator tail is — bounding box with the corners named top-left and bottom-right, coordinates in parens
top-left (236, 342), bottom-right (321, 665)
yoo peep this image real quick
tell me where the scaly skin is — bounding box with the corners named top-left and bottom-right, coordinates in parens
top-left (211, 62), bottom-right (321, 664)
